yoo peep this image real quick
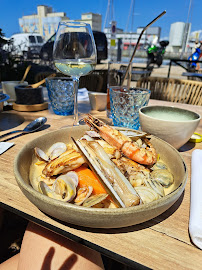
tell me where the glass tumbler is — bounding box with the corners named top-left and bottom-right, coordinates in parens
top-left (110, 87), bottom-right (150, 130)
top-left (46, 77), bottom-right (74, 116)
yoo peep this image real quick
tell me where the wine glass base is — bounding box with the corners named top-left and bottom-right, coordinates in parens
top-left (60, 113), bottom-right (88, 128)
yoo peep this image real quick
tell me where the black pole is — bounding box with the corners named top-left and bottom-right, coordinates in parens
top-left (117, 38), bottom-right (122, 62)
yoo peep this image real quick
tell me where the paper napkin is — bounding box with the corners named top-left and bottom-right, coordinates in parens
top-left (0, 142), bottom-right (15, 154)
top-left (189, 149), bottom-right (202, 250)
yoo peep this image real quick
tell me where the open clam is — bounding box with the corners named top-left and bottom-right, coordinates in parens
top-left (38, 172), bottom-right (77, 202)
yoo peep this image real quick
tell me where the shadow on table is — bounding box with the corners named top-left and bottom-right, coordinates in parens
top-left (0, 124), bottom-right (51, 142)
top-left (0, 113), bottom-right (24, 131)
top-left (179, 142), bottom-right (196, 152)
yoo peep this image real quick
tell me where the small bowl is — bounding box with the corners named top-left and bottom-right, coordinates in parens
top-left (15, 85), bottom-right (44, 105)
top-left (139, 105), bottom-right (201, 149)
top-left (88, 92), bottom-right (107, 111)
top-left (2, 81), bottom-right (28, 102)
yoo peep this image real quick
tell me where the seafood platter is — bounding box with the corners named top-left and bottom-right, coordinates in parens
top-left (14, 115), bottom-right (187, 228)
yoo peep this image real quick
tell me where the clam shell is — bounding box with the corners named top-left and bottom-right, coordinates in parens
top-left (151, 160), bottom-right (168, 170)
top-left (34, 147), bottom-right (49, 162)
top-left (83, 194), bottom-right (108, 207)
top-left (38, 181), bottom-right (60, 200)
top-left (150, 169), bottom-right (174, 187)
top-left (52, 174), bottom-right (77, 202)
top-left (47, 142), bottom-right (67, 160)
top-left (65, 171), bottom-right (79, 187)
top-left (135, 186), bottom-right (160, 204)
top-left (144, 179), bottom-right (165, 197)
top-left (74, 186), bottom-right (93, 206)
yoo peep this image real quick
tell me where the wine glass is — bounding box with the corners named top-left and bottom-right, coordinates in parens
top-left (53, 21), bottom-right (97, 125)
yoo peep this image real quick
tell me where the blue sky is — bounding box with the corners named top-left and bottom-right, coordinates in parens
top-left (0, 0), bottom-right (200, 39)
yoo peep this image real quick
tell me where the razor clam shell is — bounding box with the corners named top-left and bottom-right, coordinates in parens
top-left (76, 139), bottom-right (140, 208)
top-left (83, 194), bottom-right (108, 207)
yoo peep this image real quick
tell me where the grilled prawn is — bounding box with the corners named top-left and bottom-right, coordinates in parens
top-left (84, 114), bottom-right (157, 166)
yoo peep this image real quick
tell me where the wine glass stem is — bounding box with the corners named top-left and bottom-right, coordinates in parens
top-left (73, 76), bottom-right (79, 125)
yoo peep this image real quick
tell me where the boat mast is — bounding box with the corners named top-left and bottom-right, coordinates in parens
top-left (126, 0), bottom-right (135, 56)
top-left (104, 0), bottom-right (114, 30)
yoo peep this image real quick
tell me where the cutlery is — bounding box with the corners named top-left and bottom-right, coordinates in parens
top-left (0, 117), bottom-right (47, 139)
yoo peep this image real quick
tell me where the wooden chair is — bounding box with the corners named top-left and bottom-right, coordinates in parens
top-left (120, 65), bottom-right (153, 82)
top-left (79, 73), bottom-right (103, 92)
top-left (136, 77), bottom-right (202, 106)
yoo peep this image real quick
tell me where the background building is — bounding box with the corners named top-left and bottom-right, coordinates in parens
top-left (19, 5), bottom-right (69, 40)
top-left (104, 25), bottom-right (161, 50)
top-left (77, 13), bottom-right (102, 32)
top-left (19, 6), bottom-right (102, 41)
top-left (167, 22), bottom-right (191, 53)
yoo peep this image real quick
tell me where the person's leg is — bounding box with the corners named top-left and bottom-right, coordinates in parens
top-left (0, 254), bottom-right (19, 270)
top-left (18, 222), bottom-right (104, 270)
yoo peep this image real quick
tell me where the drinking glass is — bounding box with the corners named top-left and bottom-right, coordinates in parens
top-left (53, 21), bottom-right (97, 125)
top-left (110, 87), bottom-right (151, 130)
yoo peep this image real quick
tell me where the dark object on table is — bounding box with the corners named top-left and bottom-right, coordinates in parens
top-left (15, 85), bottom-right (44, 105)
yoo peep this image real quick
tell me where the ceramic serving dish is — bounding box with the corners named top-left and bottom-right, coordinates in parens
top-left (14, 126), bottom-right (187, 228)
top-left (139, 105), bottom-right (201, 149)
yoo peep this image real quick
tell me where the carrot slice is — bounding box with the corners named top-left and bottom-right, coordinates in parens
top-left (74, 165), bottom-right (107, 195)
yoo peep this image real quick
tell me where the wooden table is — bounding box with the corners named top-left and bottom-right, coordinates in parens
top-left (0, 100), bottom-right (202, 269)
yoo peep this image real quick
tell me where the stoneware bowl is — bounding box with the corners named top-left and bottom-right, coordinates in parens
top-left (139, 105), bottom-right (201, 149)
top-left (14, 126), bottom-right (187, 228)
top-left (88, 91), bottom-right (107, 111)
top-left (15, 85), bottom-right (44, 105)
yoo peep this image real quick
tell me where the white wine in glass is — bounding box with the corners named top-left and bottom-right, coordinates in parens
top-left (53, 21), bottom-right (97, 125)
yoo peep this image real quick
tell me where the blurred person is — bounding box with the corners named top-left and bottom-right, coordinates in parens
top-left (0, 221), bottom-right (104, 270)
top-left (188, 40), bottom-right (202, 71)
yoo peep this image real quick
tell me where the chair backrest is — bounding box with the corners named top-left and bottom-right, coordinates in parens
top-left (137, 77), bottom-right (202, 106)
top-left (79, 73), bottom-right (103, 92)
top-left (91, 69), bottom-right (120, 92)
top-left (120, 65), bottom-right (153, 82)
